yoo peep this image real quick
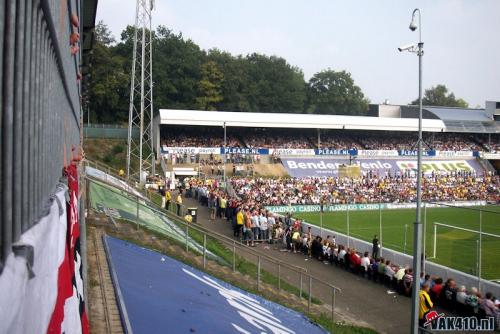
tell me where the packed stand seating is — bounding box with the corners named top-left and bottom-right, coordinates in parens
top-left (357, 132), bottom-right (418, 150)
top-left (161, 125), bottom-right (242, 148)
top-left (424, 133), bottom-right (483, 151)
top-left (238, 128), bottom-right (315, 149)
top-left (475, 134), bottom-right (500, 153)
top-left (315, 131), bottom-right (363, 149)
top-left (161, 125), bottom-right (492, 151)
top-left (231, 174), bottom-right (500, 206)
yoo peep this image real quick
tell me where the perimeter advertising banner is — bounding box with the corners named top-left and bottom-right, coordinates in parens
top-left (265, 200), bottom-right (487, 214)
top-left (281, 157), bottom-right (483, 177)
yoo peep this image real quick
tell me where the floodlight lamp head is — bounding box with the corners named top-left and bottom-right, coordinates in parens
top-left (409, 9), bottom-right (419, 31)
top-left (409, 20), bottom-right (418, 31)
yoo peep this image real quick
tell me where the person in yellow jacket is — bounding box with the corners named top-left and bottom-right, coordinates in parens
top-left (419, 283), bottom-right (434, 327)
top-left (165, 189), bottom-right (171, 211)
top-left (184, 214), bottom-right (192, 223)
top-left (176, 193), bottom-right (182, 216)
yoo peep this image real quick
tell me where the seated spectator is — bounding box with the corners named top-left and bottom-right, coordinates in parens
top-left (440, 278), bottom-right (457, 310)
top-left (456, 285), bottom-right (468, 315)
top-left (360, 251), bottom-right (371, 275)
top-left (430, 277), bottom-right (444, 302)
top-left (350, 249), bottom-right (362, 273)
top-left (338, 245), bottom-right (347, 266)
top-left (466, 287), bottom-right (481, 315)
top-left (403, 268), bottom-right (414, 296)
top-left (481, 292), bottom-right (499, 319)
top-left (384, 260), bottom-right (396, 287)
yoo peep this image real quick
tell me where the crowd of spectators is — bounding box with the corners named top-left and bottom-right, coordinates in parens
top-left (242, 129), bottom-right (313, 149)
top-left (317, 132), bottom-right (362, 150)
top-left (161, 126), bottom-right (241, 148)
top-left (425, 133), bottom-right (483, 151)
top-left (274, 224), bottom-right (500, 328)
top-left (175, 176), bottom-right (500, 329)
top-left (160, 127), bottom-right (498, 151)
top-left (230, 174), bottom-right (500, 206)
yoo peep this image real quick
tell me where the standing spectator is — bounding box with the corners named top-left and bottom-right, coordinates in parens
top-left (165, 189), bottom-right (172, 211)
top-left (259, 212), bottom-right (268, 241)
top-left (419, 283), bottom-right (434, 328)
top-left (372, 235), bottom-right (380, 259)
top-left (235, 207), bottom-right (244, 238)
top-left (159, 186), bottom-right (166, 208)
top-left (176, 192), bottom-right (183, 216)
top-left (245, 209), bottom-right (255, 247)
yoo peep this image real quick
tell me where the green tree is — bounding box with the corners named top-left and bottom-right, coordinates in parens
top-left (243, 53), bottom-right (306, 113)
top-left (87, 22), bottom-right (130, 123)
top-left (196, 60), bottom-right (224, 110)
top-left (306, 69), bottom-right (369, 115)
top-left (411, 84), bottom-right (468, 108)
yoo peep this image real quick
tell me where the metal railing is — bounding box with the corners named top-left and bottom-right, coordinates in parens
top-left (84, 173), bottom-right (342, 324)
top-left (0, 0), bottom-right (83, 266)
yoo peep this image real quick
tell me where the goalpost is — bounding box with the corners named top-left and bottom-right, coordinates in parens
top-left (432, 222), bottom-right (500, 281)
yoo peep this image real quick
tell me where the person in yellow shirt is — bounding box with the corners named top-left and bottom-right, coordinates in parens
top-left (184, 214), bottom-right (192, 223)
top-left (176, 193), bottom-right (183, 216)
top-left (119, 169), bottom-right (125, 178)
top-left (165, 189), bottom-right (171, 211)
top-left (220, 196), bottom-right (227, 219)
top-left (235, 208), bottom-right (244, 238)
top-left (419, 283), bottom-right (434, 327)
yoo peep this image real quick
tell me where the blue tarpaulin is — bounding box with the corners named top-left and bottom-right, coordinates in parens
top-left (104, 235), bottom-right (328, 334)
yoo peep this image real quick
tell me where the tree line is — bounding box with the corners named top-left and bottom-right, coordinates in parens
top-left (87, 22), bottom-right (468, 124)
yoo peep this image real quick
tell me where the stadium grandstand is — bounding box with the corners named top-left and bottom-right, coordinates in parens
top-left (155, 104), bottom-right (500, 154)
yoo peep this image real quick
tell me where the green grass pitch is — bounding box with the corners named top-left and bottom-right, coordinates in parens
top-left (295, 206), bottom-right (500, 280)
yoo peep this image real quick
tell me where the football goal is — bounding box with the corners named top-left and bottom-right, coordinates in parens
top-left (432, 222), bottom-right (500, 279)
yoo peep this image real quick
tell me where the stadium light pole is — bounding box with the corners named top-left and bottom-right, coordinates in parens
top-left (399, 8), bottom-right (423, 334)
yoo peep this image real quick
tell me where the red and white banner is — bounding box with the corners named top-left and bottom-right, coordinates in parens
top-left (48, 163), bottom-right (89, 334)
top-left (0, 164), bottom-right (88, 334)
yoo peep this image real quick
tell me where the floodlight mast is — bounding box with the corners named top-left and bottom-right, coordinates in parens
top-left (127, 0), bottom-right (155, 184)
top-left (399, 8), bottom-right (424, 334)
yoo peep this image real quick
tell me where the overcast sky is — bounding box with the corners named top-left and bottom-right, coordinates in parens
top-left (96, 0), bottom-right (500, 108)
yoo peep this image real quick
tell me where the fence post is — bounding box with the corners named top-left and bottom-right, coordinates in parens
top-left (478, 209), bottom-right (482, 291)
top-left (277, 264), bottom-right (281, 290)
top-left (379, 202), bottom-right (383, 257)
top-left (433, 223), bottom-right (437, 258)
top-left (232, 241), bottom-right (236, 272)
top-left (257, 256), bottom-right (261, 291)
top-left (308, 276), bottom-right (312, 312)
top-left (136, 195), bottom-right (140, 229)
top-left (185, 224), bottom-right (189, 252)
top-left (346, 205), bottom-right (350, 248)
top-left (203, 233), bottom-right (207, 270)
top-left (332, 288), bottom-right (336, 324)
top-left (299, 272), bottom-right (303, 299)
top-left (422, 203), bottom-right (427, 273)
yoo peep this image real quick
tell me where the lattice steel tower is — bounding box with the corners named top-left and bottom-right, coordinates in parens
top-left (127, 0), bottom-right (155, 183)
